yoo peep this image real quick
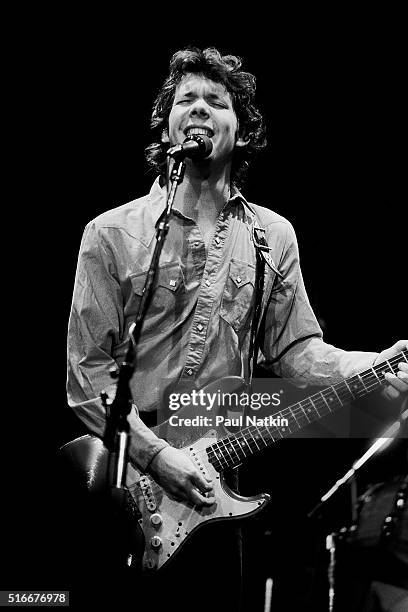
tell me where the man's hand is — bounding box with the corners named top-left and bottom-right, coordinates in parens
top-left (376, 340), bottom-right (408, 400)
top-left (148, 446), bottom-right (215, 507)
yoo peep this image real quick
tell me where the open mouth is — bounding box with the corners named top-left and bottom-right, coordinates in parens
top-left (184, 126), bottom-right (214, 138)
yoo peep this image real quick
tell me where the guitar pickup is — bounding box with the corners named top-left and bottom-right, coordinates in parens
top-left (139, 475), bottom-right (157, 512)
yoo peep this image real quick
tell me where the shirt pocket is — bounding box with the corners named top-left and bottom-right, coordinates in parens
top-left (129, 262), bottom-right (185, 319)
top-left (220, 259), bottom-right (255, 333)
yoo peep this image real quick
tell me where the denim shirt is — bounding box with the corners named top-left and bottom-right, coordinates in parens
top-left (67, 178), bottom-right (378, 470)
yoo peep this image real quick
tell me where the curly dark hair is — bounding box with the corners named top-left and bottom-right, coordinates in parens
top-left (144, 47), bottom-right (267, 188)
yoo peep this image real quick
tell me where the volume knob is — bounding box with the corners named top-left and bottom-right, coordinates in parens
top-left (150, 513), bottom-right (162, 527)
top-left (150, 536), bottom-right (162, 549)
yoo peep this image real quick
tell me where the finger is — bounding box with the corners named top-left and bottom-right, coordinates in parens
top-left (393, 340), bottom-right (408, 351)
top-left (189, 488), bottom-right (215, 507)
top-left (398, 363), bottom-right (408, 373)
top-left (385, 372), bottom-right (408, 391)
top-left (383, 385), bottom-right (400, 400)
top-left (190, 471), bottom-right (214, 493)
top-left (384, 373), bottom-right (407, 394)
top-left (397, 370), bottom-right (408, 387)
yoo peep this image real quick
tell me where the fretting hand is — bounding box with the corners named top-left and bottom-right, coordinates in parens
top-left (375, 340), bottom-right (408, 400)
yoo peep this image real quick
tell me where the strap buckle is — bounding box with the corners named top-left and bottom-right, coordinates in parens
top-left (251, 225), bottom-right (284, 279)
top-left (252, 225), bottom-right (272, 252)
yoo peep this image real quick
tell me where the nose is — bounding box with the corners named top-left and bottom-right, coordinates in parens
top-left (189, 99), bottom-right (210, 119)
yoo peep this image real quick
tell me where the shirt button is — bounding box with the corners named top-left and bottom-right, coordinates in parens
top-left (197, 323), bottom-right (204, 332)
top-left (215, 237), bottom-right (221, 245)
top-left (169, 279), bottom-right (176, 287)
top-left (205, 279), bottom-right (211, 287)
top-left (194, 242), bottom-right (200, 248)
top-left (187, 369), bottom-right (193, 376)
top-left (236, 276), bottom-right (242, 284)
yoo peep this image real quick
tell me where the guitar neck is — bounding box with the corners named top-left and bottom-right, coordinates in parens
top-left (207, 348), bottom-right (407, 471)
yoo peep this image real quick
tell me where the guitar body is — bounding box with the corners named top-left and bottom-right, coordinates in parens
top-left (61, 348), bottom-right (407, 574)
top-left (60, 377), bottom-right (270, 574)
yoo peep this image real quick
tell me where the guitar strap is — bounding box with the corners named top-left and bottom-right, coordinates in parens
top-left (245, 206), bottom-right (284, 386)
top-left (228, 206), bottom-right (285, 603)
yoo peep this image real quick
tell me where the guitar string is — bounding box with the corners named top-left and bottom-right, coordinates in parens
top-left (204, 366), bottom-right (405, 469)
top-left (136, 351), bottom-right (406, 497)
top-left (196, 351), bottom-right (407, 469)
top-left (190, 352), bottom-right (406, 472)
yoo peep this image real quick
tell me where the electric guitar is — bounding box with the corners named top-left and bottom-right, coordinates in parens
top-left (61, 349), bottom-right (407, 573)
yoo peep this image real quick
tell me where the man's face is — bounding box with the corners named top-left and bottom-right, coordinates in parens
top-left (166, 74), bottom-right (243, 166)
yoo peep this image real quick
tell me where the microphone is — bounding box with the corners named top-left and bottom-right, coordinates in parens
top-left (167, 134), bottom-right (213, 161)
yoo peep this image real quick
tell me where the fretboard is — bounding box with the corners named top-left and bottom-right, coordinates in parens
top-left (207, 348), bottom-right (407, 472)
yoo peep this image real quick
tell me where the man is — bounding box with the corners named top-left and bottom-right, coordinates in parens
top-left (66, 47), bottom-right (407, 609)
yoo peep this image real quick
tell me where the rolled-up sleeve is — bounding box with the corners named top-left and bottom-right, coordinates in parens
top-left (260, 222), bottom-right (378, 386)
top-left (67, 222), bottom-right (169, 471)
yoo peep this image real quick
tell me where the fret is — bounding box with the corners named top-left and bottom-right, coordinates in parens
top-left (344, 378), bottom-right (357, 400)
top-left (292, 405), bottom-right (311, 429)
top-left (247, 427), bottom-right (261, 451)
top-left (299, 402), bottom-right (311, 424)
top-left (319, 389), bottom-right (335, 417)
top-left (346, 374), bottom-right (366, 398)
top-left (288, 406), bottom-right (302, 430)
top-left (280, 408), bottom-right (296, 433)
top-left (219, 438), bottom-right (234, 466)
top-left (263, 425), bottom-right (275, 442)
top-left (205, 349), bottom-right (407, 472)
top-left (308, 396), bottom-right (324, 418)
top-left (237, 430), bottom-right (253, 453)
top-left (296, 398), bottom-right (311, 423)
top-left (315, 393), bottom-right (331, 415)
top-left (226, 437), bottom-right (241, 460)
top-left (220, 444), bottom-right (231, 467)
top-left (321, 388), bottom-right (338, 412)
top-left (247, 425), bottom-right (267, 447)
top-left (313, 396), bottom-right (324, 417)
top-left (211, 444), bottom-right (229, 469)
top-left (331, 386), bottom-right (344, 406)
top-left (360, 369), bottom-right (379, 393)
top-left (256, 426), bottom-right (268, 446)
top-left (337, 380), bottom-right (355, 403)
top-left (386, 358), bottom-right (398, 374)
top-left (269, 426), bottom-right (283, 440)
top-left (370, 367), bottom-right (382, 385)
top-left (228, 436), bottom-right (244, 462)
top-left (218, 443), bottom-right (230, 469)
top-left (357, 373), bottom-right (370, 392)
top-left (280, 421), bottom-right (290, 435)
top-left (378, 361), bottom-right (393, 377)
top-left (235, 436), bottom-right (247, 457)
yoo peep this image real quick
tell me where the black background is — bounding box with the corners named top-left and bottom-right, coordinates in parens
top-left (4, 13), bottom-right (406, 611)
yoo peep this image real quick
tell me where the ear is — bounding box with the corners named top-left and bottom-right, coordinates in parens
top-left (235, 127), bottom-right (250, 148)
top-left (235, 135), bottom-right (250, 148)
top-left (161, 128), bottom-right (170, 144)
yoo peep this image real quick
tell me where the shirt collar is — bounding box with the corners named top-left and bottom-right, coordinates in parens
top-left (147, 176), bottom-right (253, 226)
top-left (146, 176), bottom-right (168, 227)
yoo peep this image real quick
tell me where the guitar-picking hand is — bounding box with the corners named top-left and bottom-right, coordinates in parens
top-left (148, 446), bottom-right (215, 507)
top-left (376, 340), bottom-right (408, 400)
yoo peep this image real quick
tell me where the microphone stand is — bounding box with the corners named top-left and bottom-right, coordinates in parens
top-left (100, 155), bottom-right (186, 559)
top-left (307, 405), bottom-right (408, 610)
top-left (307, 409), bottom-right (407, 520)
